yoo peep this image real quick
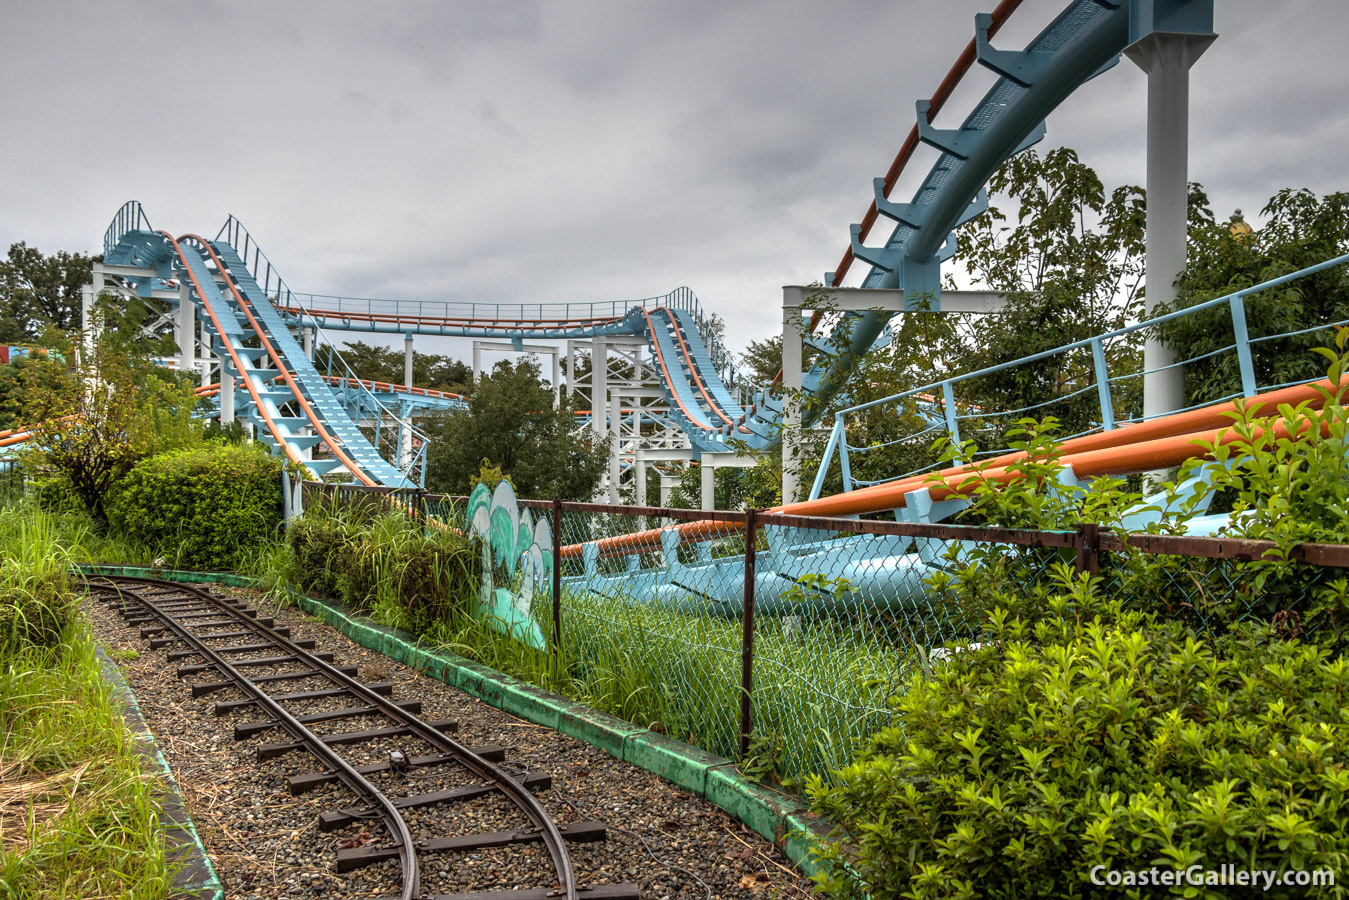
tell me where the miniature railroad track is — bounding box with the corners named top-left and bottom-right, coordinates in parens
top-left (86, 574), bottom-right (639, 900)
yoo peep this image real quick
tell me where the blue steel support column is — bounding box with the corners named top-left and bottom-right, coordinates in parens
top-left (400, 333), bottom-right (414, 470)
top-left (941, 381), bottom-right (962, 452)
top-left (1124, 1), bottom-right (1216, 421)
top-left (808, 416), bottom-right (845, 501)
top-left (1229, 296), bottom-right (1256, 397)
top-left (1091, 338), bottom-right (1116, 430)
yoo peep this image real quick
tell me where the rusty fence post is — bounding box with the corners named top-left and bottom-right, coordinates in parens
top-left (552, 498), bottom-right (564, 655)
top-left (1075, 522), bottom-right (1100, 577)
top-left (739, 508), bottom-right (758, 760)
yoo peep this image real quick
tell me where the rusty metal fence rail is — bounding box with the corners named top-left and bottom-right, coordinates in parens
top-left (300, 481), bottom-right (1349, 782)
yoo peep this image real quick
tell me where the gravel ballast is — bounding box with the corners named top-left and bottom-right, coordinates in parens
top-left (88, 583), bottom-right (817, 900)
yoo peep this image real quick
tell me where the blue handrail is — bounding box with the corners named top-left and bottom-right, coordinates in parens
top-left (810, 251), bottom-right (1349, 499)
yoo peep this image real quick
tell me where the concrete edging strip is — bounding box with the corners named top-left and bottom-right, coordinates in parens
top-left (75, 565), bottom-right (827, 877)
top-left (94, 643), bottom-right (224, 899)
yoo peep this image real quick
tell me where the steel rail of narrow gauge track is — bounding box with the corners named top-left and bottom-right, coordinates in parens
top-left (86, 574), bottom-right (612, 900)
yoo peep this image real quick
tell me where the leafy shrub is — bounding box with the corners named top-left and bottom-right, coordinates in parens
top-left (338, 511), bottom-right (477, 634)
top-left (107, 444), bottom-right (286, 571)
top-left (31, 474), bottom-right (83, 514)
top-left (809, 342), bottom-right (1349, 898)
top-left (284, 510), bottom-right (350, 598)
top-left (806, 567), bottom-right (1349, 899)
top-left (284, 502), bottom-right (477, 635)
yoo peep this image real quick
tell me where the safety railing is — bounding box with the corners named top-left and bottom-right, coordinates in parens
top-left (810, 251), bottom-right (1349, 499)
top-left (304, 482), bottom-right (1349, 784)
top-left (103, 201), bottom-right (152, 258)
top-left (214, 216), bottom-right (432, 484)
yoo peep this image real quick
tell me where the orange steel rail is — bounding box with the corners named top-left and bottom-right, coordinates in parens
top-left (183, 234), bottom-right (382, 487)
top-left (655, 307), bottom-right (737, 428)
top-left (765, 0), bottom-right (1026, 390)
top-left (560, 376), bottom-right (1347, 560)
top-left (317, 375), bottom-right (464, 402)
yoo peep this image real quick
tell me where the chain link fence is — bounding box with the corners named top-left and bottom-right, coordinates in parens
top-left (302, 482), bottom-right (1349, 784)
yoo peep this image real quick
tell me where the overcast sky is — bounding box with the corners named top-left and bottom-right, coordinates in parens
top-left (2, 0), bottom-right (1345, 367)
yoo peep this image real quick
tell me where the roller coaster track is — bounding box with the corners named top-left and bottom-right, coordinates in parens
top-left (191, 0), bottom-right (1126, 459)
top-left (101, 220), bottom-right (421, 485)
top-left (86, 1), bottom-right (1273, 508)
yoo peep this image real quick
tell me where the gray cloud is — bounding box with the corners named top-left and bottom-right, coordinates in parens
top-left (1, 0), bottom-right (1345, 367)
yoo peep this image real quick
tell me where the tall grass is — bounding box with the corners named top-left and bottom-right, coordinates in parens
top-left (420, 584), bottom-right (908, 782)
top-left (270, 501), bottom-right (912, 784)
top-left (0, 503), bottom-right (171, 898)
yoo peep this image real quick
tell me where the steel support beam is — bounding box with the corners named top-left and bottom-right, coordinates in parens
top-left (177, 281), bottom-right (196, 374)
top-left (781, 297), bottom-right (804, 504)
top-left (1126, 24), bottom-right (1215, 420)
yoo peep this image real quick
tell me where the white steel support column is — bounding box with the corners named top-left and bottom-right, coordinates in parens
top-left (564, 340), bottom-right (573, 398)
top-left (399, 404), bottom-right (413, 472)
top-left (660, 475), bottom-right (679, 507)
top-left (302, 326), bottom-right (314, 361)
top-left (199, 320), bottom-right (212, 387)
top-left (780, 295), bottom-right (804, 504)
top-left (591, 340), bottom-right (608, 439)
top-left (700, 461), bottom-right (715, 512)
top-left (79, 286), bottom-right (94, 365)
top-left (86, 264), bottom-right (106, 357)
top-left (608, 388), bottom-right (621, 502)
top-left (220, 371), bottom-right (236, 424)
top-left (551, 350), bottom-right (561, 410)
top-left (1126, 30), bottom-right (1213, 420)
top-left (404, 333), bottom-right (414, 388)
top-left (472, 343), bottom-right (483, 383)
top-left (177, 281), bottom-right (195, 375)
top-left (635, 450), bottom-right (647, 507)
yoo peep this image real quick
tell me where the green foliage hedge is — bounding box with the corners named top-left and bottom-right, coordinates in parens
top-left (284, 502), bottom-right (477, 636)
top-left (807, 569), bottom-right (1349, 899)
top-left (808, 359), bottom-right (1349, 898)
top-left (107, 444), bottom-right (285, 571)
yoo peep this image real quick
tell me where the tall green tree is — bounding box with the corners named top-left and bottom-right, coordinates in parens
top-left (421, 358), bottom-right (607, 500)
top-left (945, 147), bottom-right (1149, 438)
top-left (1157, 188), bottom-right (1349, 405)
top-left (0, 242), bottom-right (95, 341)
top-left (314, 340), bottom-right (472, 394)
top-left (25, 302), bottom-right (204, 522)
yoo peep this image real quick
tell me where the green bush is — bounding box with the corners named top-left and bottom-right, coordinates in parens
top-left (806, 567), bottom-right (1349, 899)
top-left (31, 474), bottom-right (83, 514)
top-left (107, 444), bottom-right (286, 571)
top-left (284, 510), bottom-right (349, 598)
top-left (284, 503), bottom-right (477, 635)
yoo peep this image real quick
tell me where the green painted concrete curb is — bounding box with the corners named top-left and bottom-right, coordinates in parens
top-left (76, 565), bottom-right (826, 878)
top-left (95, 644), bottom-right (224, 900)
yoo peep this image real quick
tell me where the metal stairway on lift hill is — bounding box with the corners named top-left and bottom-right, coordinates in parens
top-left (101, 214), bottom-right (415, 487)
top-left (210, 240), bottom-right (413, 486)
